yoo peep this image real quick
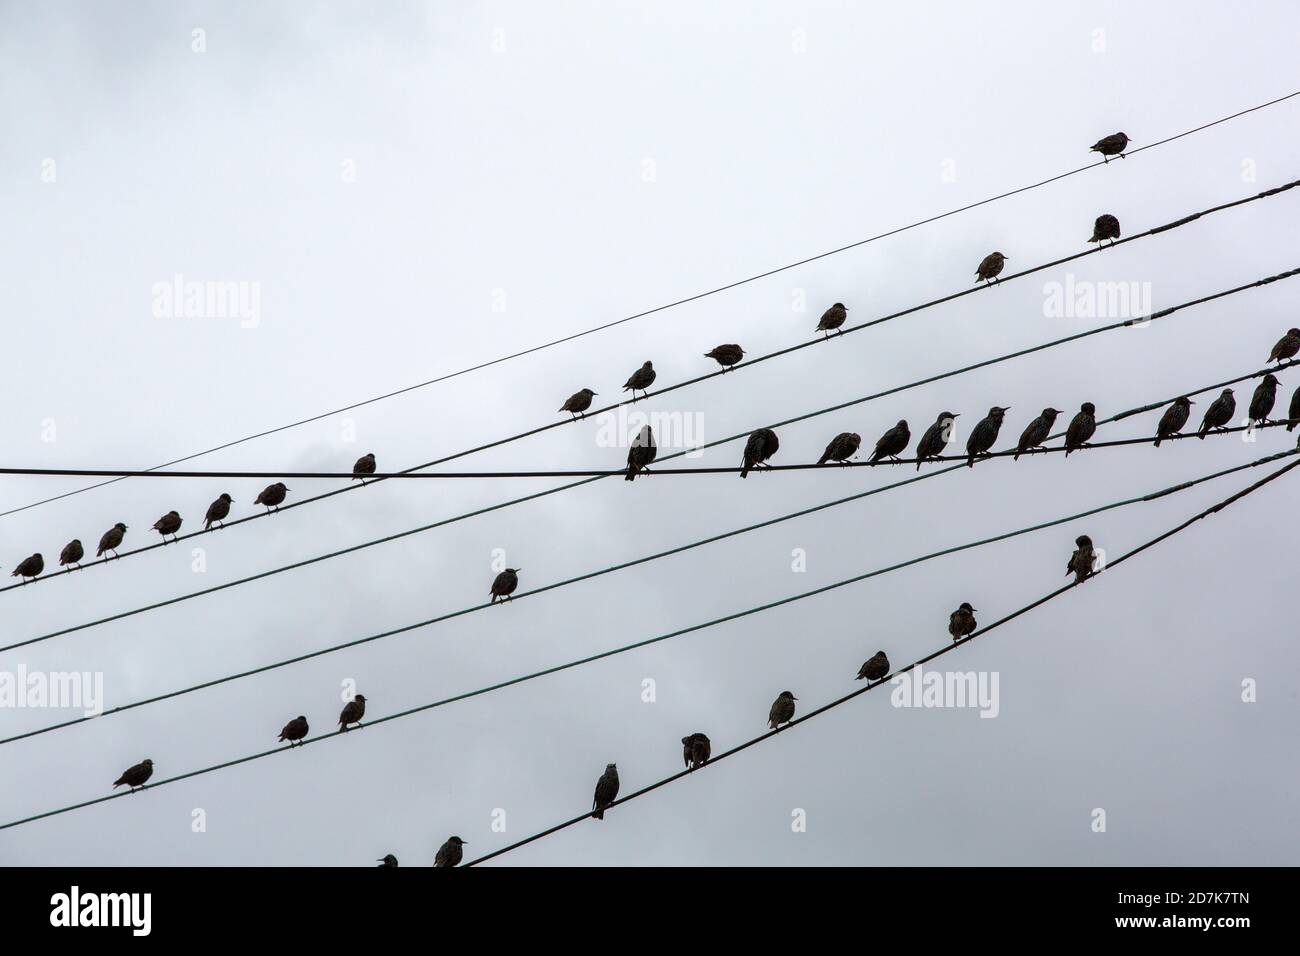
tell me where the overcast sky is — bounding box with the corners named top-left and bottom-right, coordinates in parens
top-left (2, 0), bottom-right (1298, 866)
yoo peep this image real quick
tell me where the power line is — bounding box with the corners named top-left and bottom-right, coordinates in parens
top-left (4, 96), bottom-right (1296, 523)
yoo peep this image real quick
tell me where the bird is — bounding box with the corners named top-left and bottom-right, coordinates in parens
top-left (278, 715), bottom-right (309, 746)
top-left (203, 493), bottom-right (234, 530)
top-left (1248, 373), bottom-right (1279, 426)
top-left (740, 427), bottom-right (780, 477)
top-left (1064, 403), bottom-right (1097, 457)
top-left (113, 758), bottom-right (154, 791)
top-left (915, 412), bottom-right (960, 470)
top-left (682, 733), bottom-right (711, 770)
top-left (1197, 389), bottom-right (1236, 438)
top-left (815, 302), bottom-right (848, 337)
top-left (1066, 535), bottom-right (1096, 584)
top-left (817, 431), bottom-right (861, 465)
top-left (768, 691), bottom-right (797, 730)
top-left (377, 854), bottom-right (399, 868)
top-left (1154, 397), bottom-right (1193, 446)
top-left (151, 510), bottom-right (183, 543)
top-left (434, 836), bottom-right (467, 867)
top-left (490, 568), bottom-right (520, 603)
top-left (10, 553), bottom-right (43, 582)
top-left (96, 522), bottom-right (128, 559)
top-left (58, 539), bottom-right (84, 570)
top-left (966, 407), bottom-right (1009, 466)
top-left (1267, 328), bottom-right (1300, 366)
top-left (1088, 214), bottom-right (1121, 245)
top-left (869, 420), bottom-right (910, 463)
top-left (254, 482), bottom-right (289, 512)
top-left (623, 361), bottom-right (656, 399)
top-left (592, 764), bottom-right (619, 820)
top-left (856, 651), bottom-right (890, 682)
top-left (1288, 386), bottom-right (1300, 432)
top-left (625, 424), bottom-right (656, 481)
top-left (1090, 132), bottom-right (1130, 162)
top-left (949, 603), bottom-right (978, 642)
top-left (338, 694), bottom-right (367, 731)
top-left (1014, 407), bottom-right (1063, 460)
top-left (559, 388), bottom-right (598, 419)
top-left (352, 453), bottom-right (376, 480)
top-left (704, 343), bottom-right (745, 370)
top-left (975, 252), bottom-right (1008, 284)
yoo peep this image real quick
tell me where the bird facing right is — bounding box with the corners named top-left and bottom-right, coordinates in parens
top-left (1197, 389), bottom-right (1236, 438)
top-left (1014, 407), bottom-right (1062, 461)
top-left (559, 387), bottom-right (598, 418)
top-left (352, 453), bottom-right (377, 480)
top-left (975, 252), bottom-right (1008, 284)
top-left (856, 651), bottom-right (890, 682)
top-left (915, 411), bottom-right (960, 470)
top-left (1267, 328), bottom-right (1300, 365)
top-left (204, 493), bottom-right (234, 530)
top-left (254, 482), bottom-right (290, 512)
top-left (278, 715), bottom-right (309, 746)
top-left (740, 427), bottom-right (780, 477)
top-left (152, 510), bottom-right (183, 542)
top-left (949, 603), bottom-right (977, 642)
top-left (490, 568), bottom-right (520, 603)
top-left (10, 553), bottom-right (44, 582)
top-left (1064, 402), bottom-right (1097, 457)
top-left (768, 690), bottom-right (797, 730)
top-left (623, 361), bottom-right (656, 399)
top-left (1248, 373), bottom-right (1279, 426)
top-left (966, 407), bottom-right (1009, 466)
top-left (112, 758), bottom-right (154, 791)
top-left (704, 343), bottom-right (745, 370)
top-left (338, 694), bottom-right (367, 732)
top-left (869, 420), bottom-right (910, 463)
top-left (625, 425), bottom-right (657, 481)
top-left (1090, 132), bottom-right (1130, 161)
top-left (1088, 214), bottom-right (1121, 245)
top-left (434, 836), bottom-right (467, 867)
top-left (96, 522), bottom-right (128, 559)
top-left (817, 431), bottom-right (861, 466)
top-left (1154, 397), bottom-right (1193, 446)
top-left (592, 764), bottom-right (620, 820)
top-left (59, 539), bottom-right (84, 570)
top-left (815, 302), bottom-right (848, 337)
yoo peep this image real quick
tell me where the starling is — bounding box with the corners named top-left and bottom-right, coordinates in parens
top-left (869, 420), bottom-right (910, 463)
top-left (948, 602), bottom-right (977, 642)
top-left (1090, 132), bottom-right (1130, 162)
top-left (434, 836), bottom-right (467, 868)
top-left (915, 412), bottom-right (960, 470)
top-left (1248, 373), bottom-right (1279, 425)
top-left (591, 763), bottom-right (619, 820)
top-left (112, 758), bottom-right (154, 791)
top-left (740, 427), bottom-right (780, 477)
top-left (203, 493), bottom-right (234, 530)
top-left (767, 691), bottom-right (797, 730)
top-left (623, 361), bottom-right (656, 400)
top-left (255, 482), bottom-right (290, 512)
top-left (1066, 534), bottom-right (1096, 584)
top-left (1154, 397), bottom-right (1193, 446)
top-left (1064, 402), bottom-right (1097, 457)
top-left (1014, 407), bottom-right (1063, 460)
top-left (816, 302), bottom-right (848, 337)
top-left (278, 715), bottom-right (309, 746)
top-left (352, 453), bottom-right (377, 480)
top-left (856, 650), bottom-right (890, 682)
top-left (151, 510), bottom-right (183, 543)
top-left (338, 694), bottom-right (367, 732)
top-left (1287, 385), bottom-right (1300, 432)
top-left (625, 424), bottom-right (656, 481)
top-left (817, 431), bottom-right (861, 465)
top-left (490, 568), bottom-right (520, 603)
top-left (1267, 328), bottom-right (1300, 366)
top-left (377, 854), bottom-right (399, 868)
top-left (681, 733), bottom-right (712, 770)
top-left (965, 406), bottom-right (1009, 466)
top-left (704, 344), bottom-right (745, 371)
top-left (59, 539), bottom-right (84, 570)
top-left (1197, 389), bottom-right (1236, 438)
top-left (1088, 214), bottom-right (1121, 246)
top-left (10, 553), bottom-right (44, 582)
top-left (975, 252), bottom-right (1008, 284)
top-left (559, 388), bottom-right (598, 419)
top-left (96, 522), bottom-right (128, 559)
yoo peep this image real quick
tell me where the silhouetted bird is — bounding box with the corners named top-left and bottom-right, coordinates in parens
top-left (152, 510), bottom-right (182, 542)
top-left (434, 836), bottom-right (467, 867)
top-left (1015, 407), bottom-right (1062, 460)
top-left (592, 764), bottom-right (619, 820)
top-left (97, 522), bottom-right (127, 559)
top-left (254, 482), bottom-right (289, 512)
top-left (559, 388), bottom-right (598, 418)
top-left (975, 252), bottom-right (1008, 284)
top-left (949, 603), bottom-right (977, 642)
top-left (816, 303), bottom-right (848, 337)
top-left (740, 427), bottom-right (780, 477)
top-left (625, 425), bottom-right (656, 481)
top-left (1248, 373), bottom-right (1279, 425)
top-left (338, 694), bottom-right (367, 732)
top-left (1266, 328), bottom-right (1300, 365)
top-left (817, 431), bottom-right (861, 465)
top-left (278, 715), bottom-right (309, 746)
top-left (1090, 132), bottom-right (1130, 161)
top-left (10, 553), bottom-right (43, 582)
top-left (377, 854), bottom-right (399, 868)
top-left (1066, 534), bottom-right (1096, 584)
top-left (1198, 389), bottom-right (1236, 438)
top-left (704, 344), bottom-right (745, 370)
top-left (768, 691), bottom-right (797, 730)
top-left (682, 733), bottom-right (711, 770)
top-left (1064, 403), bottom-right (1097, 457)
top-left (1089, 214), bottom-right (1121, 245)
top-left (59, 539), bottom-right (84, 570)
top-left (856, 651), bottom-right (890, 682)
top-left (204, 493), bottom-right (234, 530)
top-left (1154, 397), bottom-right (1193, 446)
top-left (870, 420), bottom-right (910, 463)
top-left (352, 453), bottom-right (376, 480)
top-left (966, 407), bottom-right (1009, 466)
top-left (623, 361), bottom-right (656, 399)
top-left (113, 758), bottom-right (153, 791)
top-left (1288, 386), bottom-right (1300, 432)
top-left (915, 412), bottom-right (960, 470)
top-left (490, 568), bottom-right (520, 603)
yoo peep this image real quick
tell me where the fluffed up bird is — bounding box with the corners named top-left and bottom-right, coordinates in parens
top-left (1267, 328), bottom-right (1300, 366)
top-left (915, 412), bottom-right (959, 470)
top-left (152, 510), bottom-right (182, 543)
top-left (113, 758), bottom-right (154, 791)
top-left (59, 539), bottom-right (84, 570)
top-left (338, 694), bottom-right (367, 732)
top-left (1088, 214), bottom-right (1121, 246)
top-left (704, 343), bottom-right (745, 370)
top-left (352, 453), bottom-right (377, 480)
top-left (377, 854), bottom-right (399, 868)
top-left (97, 522), bottom-right (127, 559)
top-left (1064, 402), bottom-right (1097, 457)
top-left (870, 420), bottom-right (910, 463)
top-left (490, 568), bottom-right (520, 603)
top-left (856, 650), bottom-right (890, 682)
top-left (1015, 407), bottom-right (1062, 460)
top-left (204, 493), bottom-right (234, 530)
top-left (623, 361), bottom-right (656, 399)
top-left (817, 431), bottom-right (861, 465)
top-left (966, 407), bottom-right (1009, 466)
top-left (1197, 389), bottom-right (1236, 438)
top-left (625, 424), bottom-right (656, 481)
top-left (768, 690), bottom-right (797, 730)
top-left (1090, 132), bottom-right (1130, 161)
top-left (682, 733), bottom-right (711, 770)
top-left (592, 764), bottom-right (619, 820)
top-left (816, 302), bottom-right (848, 337)
top-left (1287, 385), bottom-right (1300, 432)
top-left (559, 388), bottom-right (598, 419)
top-left (254, 482), bottom-right (289, 512)
top-left (740, 427), bottom-right (780, 477)
top-left (975, 252), bottom-right (1008, 284)
top-left (10, 553), bottom-right (43, 582)
top-left (1154, 397), bottom-right (1193, 446)
top-left (949, 603), bottom-right (977, 642)
top-left (1066, 535), bottom-right (1097, 584)
top-left (434, 836), bottom-right (467, 867)
top-left (278, 715), bottom-right (309, 746)
top-left (1248, 373), bottom-right (1279, 426)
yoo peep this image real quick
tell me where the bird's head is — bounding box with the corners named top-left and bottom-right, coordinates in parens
top-left (1044, 407), bottom-right (1063, 418)
top-left (896, 419), bottom-right (908, 429)
top-left (606, 763), bottom-right (618, 772)
top-left (833, 302), bottom-right (846, 310)
top-left (142, 758), bottom-right (153, 767)
top-left (506, 567), bottom-right (520, 575)
top-left (1080, 402), bottom-right (1096, 415)
top-left (116, 522), bottom-right (128, 531)
top-left (353, 694), bottom-right (367, 703)
top-left (296, 715), bottom-right (306, 722)
top-left (1263, 373), bottom-right (1279, 385)
top-left (1075, 535), bottom-right (1093, 548)
top-left (448, 836), bottom-right (466, 846)
top-left (220, 493), bottom-right (233, 503)
top-left (643, 361), bottom-right (653, 369)
top-left (1288, 328), bottom-right (1300, 337)
top-left (938, 411), bottom-right (959, 421)
top-left (583, 388), bottom-right (597, 396)
top-left (780, 690), bottom-right (797, 701)
top-left (959, 602), bottom-right (976, 612)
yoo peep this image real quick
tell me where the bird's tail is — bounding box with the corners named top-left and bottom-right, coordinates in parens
top-left (625, 466), bottom-right (636, 481)
top-left (1153, 434), bottom-right (1163, 447)
top-left (740, 462), bottom-right (751, 478)
top-left (1289, 420), bottom-right (1297, 432)
top-left (592, 808), bottom-right (604, 820)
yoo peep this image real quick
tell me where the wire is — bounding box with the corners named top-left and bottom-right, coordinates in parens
top-left (461, 454), bottom-right (1300, 866)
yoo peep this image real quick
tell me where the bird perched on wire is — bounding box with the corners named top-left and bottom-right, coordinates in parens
top-left (490, 568), bottom-right (520, 603)
top-left (338, 694), bottom-right (367, 732)
top-left (816, 303), bottom-right (848, 337)
top-left (113, 758), bottom-right (153, 791)
top-left (740, 427), bottom-right (780, 477)
top-left (966, 407), bottom-right (1009, 466)
top-left (1066, 535), bottom-right (1097, 584)
top-left (1248, 373), bottom-right (1279, 426)
top-left (278, 715), bottom-right (309, 747)
top-left (1287, 386), bottom-right (1300, 432)
top-left (203, 493), bottom-right (234, 530)
top-left (1088, 214), bottom-right (1121, 246)
top-left (559, 388), bottom-right (598, 419)
top-left (623, 361), bottom-right (656, 399)
top-left (59, 539), bottom-right (84, 570)
top-left (856, 651), bottom-right (890, 682)
top-left (1154, 397), bottom-right (1193, 446)
top-left (434, 836), bottom-right (467, 867)
top-left (975, 252), bottom-right (1008, 284)
top-left (869, 420), bottom-right (910, 463)
top-left (1198, 389), bottom-right (1236, 438)
top-left (915, 411), bottom-right (960, 470)
top-left (625, 425), bottom-right (656, 481)
top-left (949, 603), bottom-right (978, 642)
top-left (817, 431), bottom-right (861, 465)
top-left (377, 854), bottom-right (399, 868)
top-left (1090, 132), bottom-right (1130, 162)
top-left (1064, 403), bottom-right (1097, 457)
top-left (1267, 328), bottom-right (1300, 366)
top-left (704, 343), bottom-right (745, 371)
top-left (592, 764), bottom-right (619, 820)
top-left (151, 510), bottom-right (183, 543)
top-left (768, 690), bottom-right (797, 730)
top-left (254, 482), bottom-right (289, 512)
top-left (10, 553), bottom-right (43, 582)
top-left (1014, 407), bottom-right (1062, 460)
top-left (96, 522), bottom-right (127, 559)
top-left (352, 453), bottom-right (376, 480)
top-left (682, 733), bottom-right (711, 770)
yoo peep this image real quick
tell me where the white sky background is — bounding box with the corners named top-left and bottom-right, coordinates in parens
top-left (1, 0), bottom-right (1299, 865)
